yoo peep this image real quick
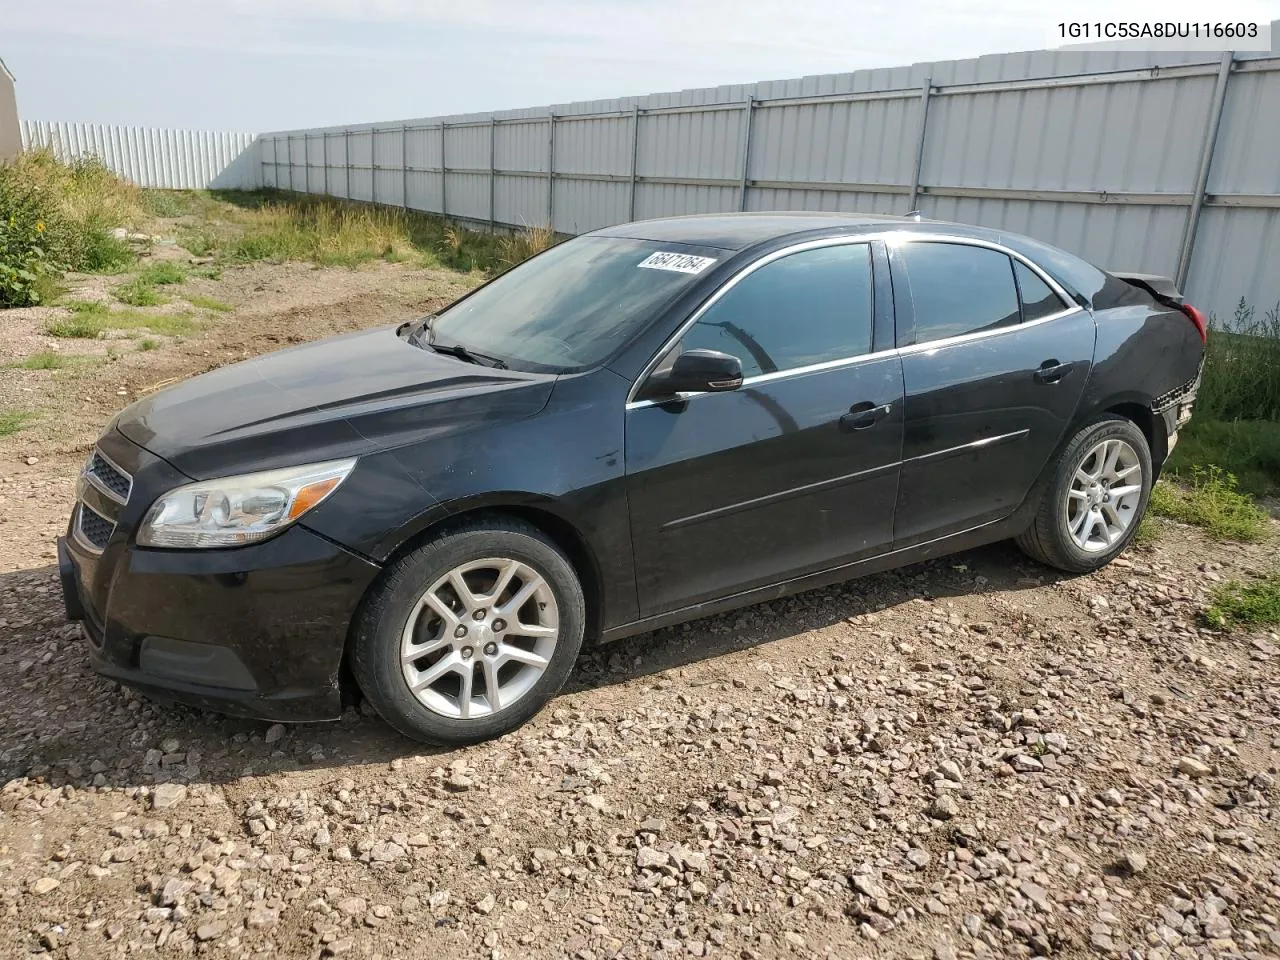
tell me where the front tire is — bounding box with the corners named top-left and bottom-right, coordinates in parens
top-left (1016, 416), bottom-right (1152, 574)
top-left (352, 518), bottom-right (585, 745)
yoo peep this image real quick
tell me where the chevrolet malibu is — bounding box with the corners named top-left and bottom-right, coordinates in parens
top-left (59, 213), bottom-right (1206, 744)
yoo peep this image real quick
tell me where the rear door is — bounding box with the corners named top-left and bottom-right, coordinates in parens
top-left (889, 238), bottom-right (1096, 546)
top-left (625, 240), bottom-right (904, 617)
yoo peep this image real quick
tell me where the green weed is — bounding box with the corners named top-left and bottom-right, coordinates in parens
top-left (185, 294), bottom-right (232, 312)
top-left (1149, 466), bottom-right (1271, 542)
top-left (0, 409), bottom-right (35, 436)
top-left (113, 277), bottom-right (166, 306)
top-left (1204, 572), bottom-right (1280, 628)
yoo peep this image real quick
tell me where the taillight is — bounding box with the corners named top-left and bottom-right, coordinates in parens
top-left (1181, 304), bottom-right (1208, 343)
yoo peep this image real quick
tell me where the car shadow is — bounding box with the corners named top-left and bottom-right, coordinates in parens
top-left (0, 540), bottom-right (1068, 791)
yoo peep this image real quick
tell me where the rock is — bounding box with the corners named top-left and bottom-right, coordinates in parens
top-left (1010, 754), bottom-right (1045, 773)
top-left (369, 842), bottom-right (407, 862)
top-left (928, 795), bottom-right (960, 820)
top-left (159, 878), bottom-right (191, 906)
top-left (1177, 757), bottom-right (1212, 778)
top-left (31, 877), bottom-right (60, 895)
top-left (247, 906), bottom-right (279, 929)
top-left (444, 775), bottom-right (474, 792)
top-left (1100, 787), bottom-right (1125, 807)
top-left (264, 723), bottom-right (286, 744)
top-left (1119, 851), bottom-right (1148, 875)
top-left (324, 939), bottom-right (354, 956)
top-left (195, 921), bottom-right (227, 941)
top-left (151, 783), bottom-right (187, 810)
top-left (636, 847), bottom-right (668, 870)
top-left (1020, 880), bottom-right (1050, 911)
top-left (937, 760), bottom-right (963, 783)
top-left (337, 897), bottom-right (368, 917)
top-left (474, 894), bottom-right (496, 915)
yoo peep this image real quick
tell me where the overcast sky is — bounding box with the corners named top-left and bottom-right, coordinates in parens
top-left (4, 0), bottom-right (1278, 132)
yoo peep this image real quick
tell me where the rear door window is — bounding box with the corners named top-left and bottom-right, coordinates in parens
top-left (896, 242), bottom-right (1020, 345)
top-left (1014, 260), bottom-right (1069, 322)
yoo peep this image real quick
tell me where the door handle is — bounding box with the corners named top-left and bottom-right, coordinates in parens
top-left (840, 401), bottom-right (892, 431)
top-left (1034, 360), bottom-right (1074, 384)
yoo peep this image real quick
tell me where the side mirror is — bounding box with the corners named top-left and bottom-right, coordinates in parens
top-left (639, 349), bottom-right (743, 400)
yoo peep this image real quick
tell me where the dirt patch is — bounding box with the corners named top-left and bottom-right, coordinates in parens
top-left (1, 255), bottom-right (1278, 960)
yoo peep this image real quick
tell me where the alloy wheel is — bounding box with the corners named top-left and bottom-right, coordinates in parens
top-left (1064, 438), bottom-right (1144, 553)
top-left (400, 557), bottom-right (559, 719)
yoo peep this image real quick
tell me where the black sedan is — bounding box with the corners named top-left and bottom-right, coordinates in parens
top-left (59, 213), bottom-right (1206, 744)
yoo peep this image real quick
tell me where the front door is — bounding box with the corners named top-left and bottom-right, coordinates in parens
top-left (625, 241), bottom-right (905, 617)
top-left (888, 239), bottom-right (1096, 546)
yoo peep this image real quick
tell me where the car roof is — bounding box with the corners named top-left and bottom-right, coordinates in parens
top-left (591, 211), bottom-right (1009, 251)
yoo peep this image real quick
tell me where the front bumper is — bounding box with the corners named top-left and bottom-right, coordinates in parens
top-left (60, 430), bottom-right (382, 722)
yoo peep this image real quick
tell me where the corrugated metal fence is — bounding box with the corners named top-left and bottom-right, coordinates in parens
top-left (21, 121), bottom-right (260, 190)
top-left (262, 31), bottom-right (1280, 322)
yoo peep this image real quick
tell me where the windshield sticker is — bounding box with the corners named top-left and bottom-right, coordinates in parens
top-left (637, 251), bottom-right (718, 274)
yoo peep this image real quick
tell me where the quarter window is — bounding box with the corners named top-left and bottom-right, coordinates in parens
top-left (1015, 260), bottom-right (1068, 322)
top-left (897, 242), bottom-right (1020, 345)
top-left (675, 243), bottom-right (873, 378)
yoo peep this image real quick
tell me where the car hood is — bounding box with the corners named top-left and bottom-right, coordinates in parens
top-left (116, 326), bottom-right (555, 480)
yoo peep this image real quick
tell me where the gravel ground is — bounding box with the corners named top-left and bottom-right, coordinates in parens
top-left (2, 260), bottom-right (1279, 960)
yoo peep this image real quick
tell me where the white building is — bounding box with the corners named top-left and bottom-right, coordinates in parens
top-left (0, 57), bottom-right (18, 160)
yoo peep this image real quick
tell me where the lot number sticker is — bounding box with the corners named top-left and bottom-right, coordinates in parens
top-left (638, 251), bottom-right (718, 274)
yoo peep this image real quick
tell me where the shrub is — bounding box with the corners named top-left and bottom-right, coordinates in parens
top-left (1199, 299), bottom-right (1280, 423)
top-left (0, 165), bottom-right (58, 306)
top-left (12, 351), bottom-right (75, 370)
top-left (136, 261), bottom-right (186, 285)
top-left (1148, 466), bottom-right (1271, 541)
top-left (497, 224), bottom-right (558, 270)
top-left (113, 277), bottom-right (166, 306)
top-left (179, 229), bottom-right (218, 257)
top-left (0, 149), bottom-right (144, 305)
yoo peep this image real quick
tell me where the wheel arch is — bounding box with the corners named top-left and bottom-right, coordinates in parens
top-left (359, 493), bottom-right (607, 643)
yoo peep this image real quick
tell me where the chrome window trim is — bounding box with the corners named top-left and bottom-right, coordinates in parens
top-left (625, 236), bottom-right (878, 406)
top-left (895, 304), bottom-right (1085, 355)
top-left (625, 229), bottom-right (1086, 410)
top-left (84, 446), bottom-right (133, 506)
top-left (626, 346), bottom-right (899, 410)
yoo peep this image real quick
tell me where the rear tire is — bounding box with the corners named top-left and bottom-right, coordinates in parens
top-left (1015, 416), bottom-right (1152, 574)
top-left (352, 518), bottom-right (585, 745)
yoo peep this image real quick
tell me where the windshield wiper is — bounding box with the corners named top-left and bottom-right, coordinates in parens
top-left (427, 341), bottom-right (508, 369)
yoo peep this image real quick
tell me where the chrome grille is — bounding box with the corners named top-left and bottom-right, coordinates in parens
top-left (76, 503), bottom-right (115, 552)
top-left (85, 449), bottom-right (132, 504)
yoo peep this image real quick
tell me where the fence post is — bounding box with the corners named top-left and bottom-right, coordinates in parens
top-left (906, 78), bottom-right (933, 212)
top-left (547, 114), bottom-right (556, 229)
top-left (344, 130), bottom-right (351, 199)
top-left (737, 97), bottom-right (755, 212)
top-left (287, 135), bottom-right (294, 192)
top-left (489, 118), bottom-right (497, 231)
top-left (322, 132), bottom-right (329, 195)
top-left (440, 123), bottom-right (448, 217)
top-left (371, 128), bottom-right (379, 205)
top-left (402, 124), bottom-right (409, 209)
top-left (1177, 51), bottom-right (1234, 291)
top-left (628, 104), bottom-right (641, 222)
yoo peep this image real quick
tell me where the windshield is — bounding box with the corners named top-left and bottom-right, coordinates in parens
top-left (427, 236), bottom-right (724, 373)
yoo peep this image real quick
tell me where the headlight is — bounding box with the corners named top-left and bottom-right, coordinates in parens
top-left (137, 458), bottom-right (357, 549)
